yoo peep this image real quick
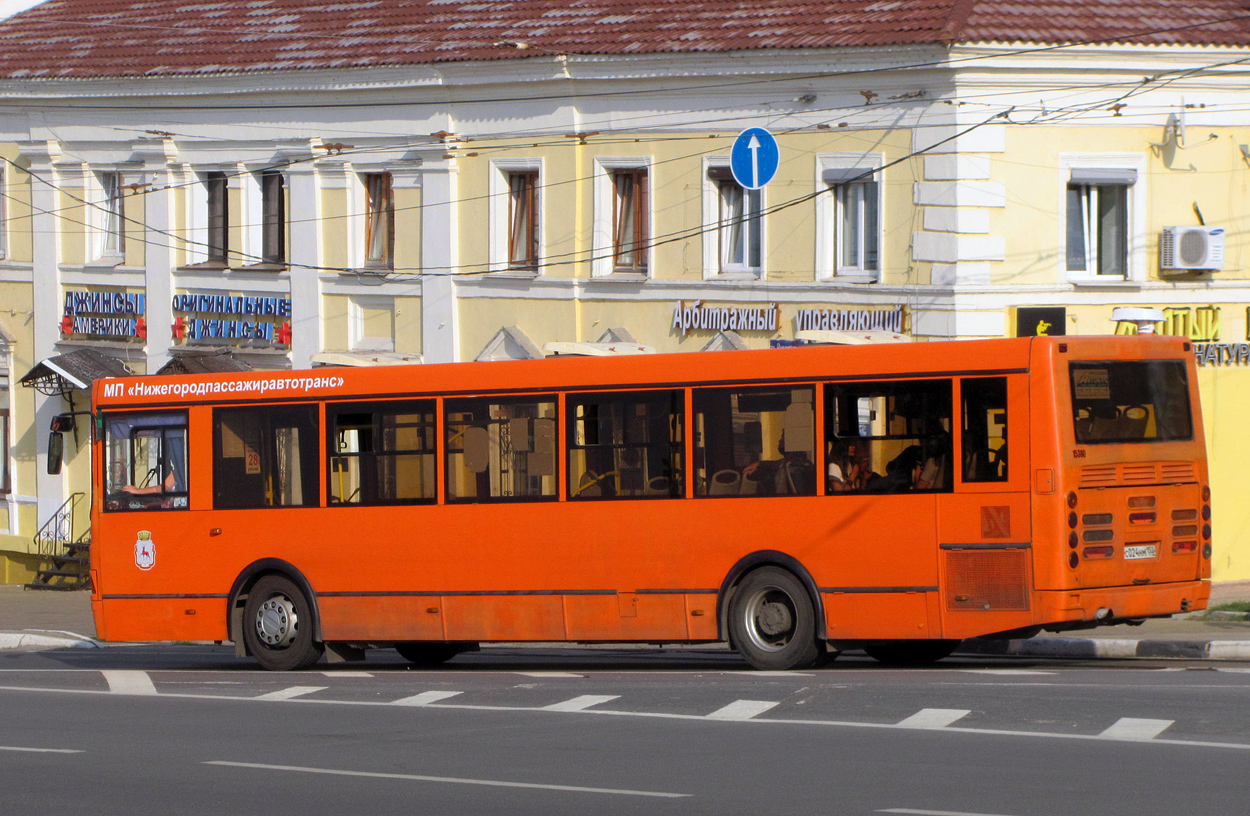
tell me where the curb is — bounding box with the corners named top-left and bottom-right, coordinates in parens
top-left (0, 631), bottom-right (100, 651)
top-left (960, 637), bottom-right (1250, 661)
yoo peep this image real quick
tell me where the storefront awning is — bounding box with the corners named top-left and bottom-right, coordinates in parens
top-left (156, 348), bottom-right (255, 376)
top-left (311, 351), bottom-right (423, 367)
top-left (19, 348), bottom-right (132, 396)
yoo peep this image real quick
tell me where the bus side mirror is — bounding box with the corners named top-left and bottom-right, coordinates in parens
top-left (47, 431), bottom-right (64, 475)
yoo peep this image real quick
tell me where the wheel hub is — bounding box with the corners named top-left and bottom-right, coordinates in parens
top-left (255, 595), bottom-right (298, 648)
top-left (756, 601), bottom-right (793, 635)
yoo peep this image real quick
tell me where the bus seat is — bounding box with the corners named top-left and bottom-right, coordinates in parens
top-left (1121, 404), bottom-right (1149, 439)
top-left (576, 469), bottom-right (602, 498)
top-left (710, 469), bottom-right (741, 495)
top-left (1088, 405), bottom-right (1123, 440)
top-left (645, 476), bottom-right (670, 496)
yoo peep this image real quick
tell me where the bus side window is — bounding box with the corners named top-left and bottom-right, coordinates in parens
top-left (567, 390), bottom-right (683, 500)
top-left (214, 404), bottom-right (319, 509)
top-left (103, 411), bottom-right (189, 512)
top-left (824, 380), bottom-right (952, 494)
top-left (328, 401), bottom-right (436, 505)
top-left (445, 396), bottom-right (556, 502)
top-left (961, 377), bottom-right (1008, 482)
top-left (693, 386), bottom-right (816, 497)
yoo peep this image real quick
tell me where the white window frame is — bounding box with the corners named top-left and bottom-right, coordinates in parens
top-left (239, 168), bottom-right (286, 267)
top-left (89, 170), bottom-right (126, 264)
top-left (592, 157), bottom-right (652, 278)
top-left (348, 295), bottom-right (396, 352)
top-left (0, 163), bottom-right (7, 261)
top-left (815, 154), bottom-right (883, 282)
top-left (488, 158), bottom-right (543, 275)
top-left (702, 157), bottom-right (764, 280)
top-left (1058, 154), bottom-right (1146, 284)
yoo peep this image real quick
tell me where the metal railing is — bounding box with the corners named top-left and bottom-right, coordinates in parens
top-left (33, 492), bottom-right (85, 559)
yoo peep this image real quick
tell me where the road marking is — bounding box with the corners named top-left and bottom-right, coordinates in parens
top-left (321, 671), bottom-right (373, 677)
top-left (881, 809), bottom-right (1022, 816)
top-left (1099, 717), bottom-right (1174, 740)
top-left (706, 699), bottom-right (779, 721)
top-left (736, 671), bottom-right (814, 677)
top-left (252, 686), bottom-right (326, 701)
top-left (4, 684), bottom-right (1250, 753)
top-left (0, 745), bottom-right (83, 754)
top-left (391, 690), bottom-right (463, 706)
top-left (543, 695), bottom-right (620, 712)
top-left (959, 670), bottom-right (1055, 676)
top-left (516, 672), bottom-right (583, 678)
top-left (101, 670), bottom-right (156, 695)
top-left (203, 760), bottom-right (690, 798)
top-left (896, 709), bottom-right (971, 729)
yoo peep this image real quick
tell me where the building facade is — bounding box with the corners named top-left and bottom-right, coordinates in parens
top-left (1, 0), bottom-right (1250, 580)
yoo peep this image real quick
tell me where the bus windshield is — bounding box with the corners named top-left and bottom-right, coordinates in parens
top-left (1071, 360), bottom-right (1193, 444)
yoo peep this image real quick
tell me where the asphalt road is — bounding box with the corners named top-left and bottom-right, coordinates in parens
top-left (3, 644), bottom-right (1249, 815)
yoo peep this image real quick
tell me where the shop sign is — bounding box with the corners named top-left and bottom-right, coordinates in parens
top-left (61, 289), bottom-right (146, 339)
top-left (794, 305), bottom-right (905, 334)
top-left (672, 301), bottom-right (778, 336)
top-left (1016, 306), bottom-right (1066, 337)
top-left (1194, 343), bottom-right (1250, 367)
top-left (172, 293), bottom-right (292, 345)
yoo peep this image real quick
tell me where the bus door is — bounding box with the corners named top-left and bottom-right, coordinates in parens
top-left (936, 374), bottom-right (1034, 640)
top-left (820, 379), bottom-right (948, 640)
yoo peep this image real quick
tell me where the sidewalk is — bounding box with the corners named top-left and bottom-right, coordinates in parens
top-left (1, 581), bottom-right (1248, 659)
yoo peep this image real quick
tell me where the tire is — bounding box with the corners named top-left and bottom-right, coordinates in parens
top-left (395, 642), bottom-right (474, 666)
top-left (863, 639), bottom-right (960, 666)
top-left (728, 567), bottom-right (823, 670)
top-left (242, 575), bottom-right (324, 671)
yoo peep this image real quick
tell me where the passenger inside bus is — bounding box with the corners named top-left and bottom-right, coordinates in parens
top-left (742, 432), bottom-right (815, 496)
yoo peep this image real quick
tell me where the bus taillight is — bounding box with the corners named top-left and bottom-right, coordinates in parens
top-left (1173, 541), bottom-right (1198, 554)
top-left (1082, 546), bottom-right (1114, 560)
top-left (1128, 512), bottom-right (1156, 525)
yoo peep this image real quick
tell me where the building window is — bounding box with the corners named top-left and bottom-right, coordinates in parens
top-left (1061, 163), bottom-right (1141, 281)
top-left (508, 171), bottom-right (540, 271)
top-left (261, 170), bottom-right (285, 265)
top-left (95, 171), bottom-right (125, 260)
top-left (709, 167), bottom-right (762, 275)
top-left (611, 168), bottom-right (648, 274)
top-left (816, 158), bottom-right (882, 281)
top-left (364, 172), bottom-right (394, 268)
top-left (204, 171), bottom-right (229, 265)
top-left (833, 176), bottom-right (878, 274)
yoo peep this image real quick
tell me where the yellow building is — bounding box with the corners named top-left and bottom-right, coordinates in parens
top-left (1, 1), bottom-right (1249, 581)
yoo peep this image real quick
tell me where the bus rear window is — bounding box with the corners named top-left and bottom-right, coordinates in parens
top-left (1071, 361), bottom-right (1192, 443)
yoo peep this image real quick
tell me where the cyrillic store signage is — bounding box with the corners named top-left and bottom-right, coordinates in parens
top-left (1111, 305), bottom-right (1246, 367)
top-left (172, 293), bottom-right (292, 346)
top-left (672, 301), bottom-right (779, 336)
top-left (61, 289), bottom-right (146, 339)
top-left (794, 306), bottom-right (905, 334)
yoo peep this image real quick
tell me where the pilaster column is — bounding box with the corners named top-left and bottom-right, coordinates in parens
top-left (420, 158), bottom-right (459, 363)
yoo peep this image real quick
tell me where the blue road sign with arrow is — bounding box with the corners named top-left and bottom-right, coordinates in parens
top-left (730, 127), bottom-right (779, 190)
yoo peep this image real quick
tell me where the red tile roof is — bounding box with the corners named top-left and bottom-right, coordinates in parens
top-left (0, 0), bottom-right (1247, 80)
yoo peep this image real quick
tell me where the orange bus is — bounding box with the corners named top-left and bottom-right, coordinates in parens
top-left (80, 334), bottom-right (1210, 671)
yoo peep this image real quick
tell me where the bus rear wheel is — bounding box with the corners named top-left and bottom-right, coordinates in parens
top-left (243, 575), bottom-right (324, 671)
top-left (863, 639), bottom-right (960, 666)
top-left (729, 567), bottom-right (823, 671)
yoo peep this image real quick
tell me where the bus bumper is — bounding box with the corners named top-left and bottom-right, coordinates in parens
top-left (1034, 580), bottom-right (1210, 629)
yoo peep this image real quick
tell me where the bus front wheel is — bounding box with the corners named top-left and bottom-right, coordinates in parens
top-left (729, 567), bottom-right (823, 671)
top-left (243, 575), bottom-right (324, 671)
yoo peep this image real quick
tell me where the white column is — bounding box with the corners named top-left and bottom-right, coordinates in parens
top-left (285, 156), bottom-right (322, 370)
top-left (420, 159), bottom-right (459, 363)
top-left (135, 139), bottom-right (178, 374)
top-left (22, 141), bottom-right (65, 525)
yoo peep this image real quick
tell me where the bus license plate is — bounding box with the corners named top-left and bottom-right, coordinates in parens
top-left (1124, 544), bottom-right (1157, 560)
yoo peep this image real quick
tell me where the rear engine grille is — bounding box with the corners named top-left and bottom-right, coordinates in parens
top-left (945, 549), bottom-right (1030, 611)
top-left (1079, 461), bottom-right (1197, 488)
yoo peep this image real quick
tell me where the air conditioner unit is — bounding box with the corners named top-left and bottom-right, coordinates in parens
top-left (1160, 226), bottom-right (1224, 272)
